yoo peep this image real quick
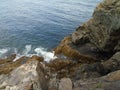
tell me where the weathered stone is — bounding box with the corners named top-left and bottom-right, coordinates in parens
top-left (15, 56), bottom-right (29, 64)
top-left (0, 54), bottom-right (16, 64)
top-left (0, 60), bottom-right (49, 90)
top-left (0, 55), bottom-right (44, 75)
top-left (104, 81), bottom-right (120, 90)
top-left (70, 63), bottom-right (103, 80)
top-left (103, 70), bottom-right (120, 81)
top-left (29, 55), bottom-right (44, 62)
top-left (54, 36), bottom-right (96, 62)
top-left (71, 19), bottom-right (91, 46)
top-left (102, 52), bottom-right (120, 74)
top-left (0, 56), bottom-right (29, 75)
top-left (48, 78), bottom-right (59, 90)
top-left (46, 59), bottom-right (72, 71)
top-left (58, 78), bottom-right (72, 90)
top-left (73, 71), bottom-right (120, 90)
top-left (72, 25), bottom-right (89, 45)
top-left (71, 0), bottom-right (120, 52)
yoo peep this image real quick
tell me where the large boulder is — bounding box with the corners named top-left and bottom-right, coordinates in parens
top-left (0, 56), bottom-right (29, 74)
top-left (72, 0), bottom-right (120, 52)
top-left (103, 70), bottom-right (120, 81)
top-left (73, 70), bottom-right (120, 90)
top-left (0, 60), bottom-right (49, 90)
top-left (48, 78), bottom-right (72, 90)
top-left (0, 55), bottom-right (44, 75)
top-left (58, 78), bottom-right (72, 90)
top-left (102, 51), bottom-right (120, 74)
top-left (70, 52), bottom-right (120, 80)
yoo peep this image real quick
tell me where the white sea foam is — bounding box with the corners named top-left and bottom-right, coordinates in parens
top-left (34, 47), bottom-right (57, 62)
top-left (0, 45), bottom-right (57, 62)
top-left (0, 48), bottom-right (9, 57)
top-left (22, 45), bottom-right (32, 55)
top-left (0, 49), bottom-right (8, 54)
top-left (17, 45), bottom-right (57, 62)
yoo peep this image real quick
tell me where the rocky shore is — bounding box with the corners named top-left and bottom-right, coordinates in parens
top-left (0, 0), bottom-right (120, 90)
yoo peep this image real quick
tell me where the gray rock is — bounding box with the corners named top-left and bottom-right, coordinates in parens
top-left (72, 0), bottom-right (120, 52)
top-left (102, 52), bottom-right (120, 73)
top-left (48, 77), bottom-right (59, 90)
top-left (0, 60), bottom-right (49, 90)
top-left (58, 78), bottom-right (72, 90)
top-left (103, 70), bottom-right (120, 81)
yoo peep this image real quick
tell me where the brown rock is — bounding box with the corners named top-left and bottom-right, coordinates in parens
top-left (54, 37), bottom-right (96, 63)
top-left (0, 56), bottom-right (29, 75)
top-left (104, 70), bottom-right (120, 81)
top-left (15, 56), bottom-right (30, 64)
top-left (0, 54), bottom-right (16, 64)
top-left (0, 60), bottom-right (49, 90)
top-left (101, 52), bottom-right (120, 74)
top-left (46, 59), bottom-right (72, 71)
top-left (29, 55), bottom-right (44, 62)
top-left (71, 0), bottom-right (120, 52)
top-left (72, 23), bottom-right (90, 45)
top-left (0, 55), bottom-right (45, 75)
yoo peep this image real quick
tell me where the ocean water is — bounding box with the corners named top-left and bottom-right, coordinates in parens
top-left (0, 0), bottom-right (101, 61)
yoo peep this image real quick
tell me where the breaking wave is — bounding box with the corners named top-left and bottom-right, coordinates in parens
top-left (0, 45), bottom-right (57, 62)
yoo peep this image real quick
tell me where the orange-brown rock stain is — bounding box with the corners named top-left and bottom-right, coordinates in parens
top-left (54, 36), bottom-right (96, 63)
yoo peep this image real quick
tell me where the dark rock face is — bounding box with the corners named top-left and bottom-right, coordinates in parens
top-left (102, 52), bottom-right (120, 74)
top-left (69, 51), bottom-right (120, 80)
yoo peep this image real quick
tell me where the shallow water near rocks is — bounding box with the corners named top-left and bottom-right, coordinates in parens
top-left (0, 0), bottom-right (101, 60)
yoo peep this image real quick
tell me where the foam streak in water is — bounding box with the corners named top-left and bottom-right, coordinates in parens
top-left (0, 45), bottom-right (57, 62)
top-left (34, 47), bottom-right (57, 62)
top-left (0, 49), bottom-right (8, 57)
top-left (22, 45), bottom-right (32, 55)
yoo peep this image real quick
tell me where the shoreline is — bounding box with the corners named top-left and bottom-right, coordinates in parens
top-left (0, 0), bottom-right (120, 90)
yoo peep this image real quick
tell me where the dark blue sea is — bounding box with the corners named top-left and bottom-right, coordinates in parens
top-left (0, 0), bottom-right (101, 61)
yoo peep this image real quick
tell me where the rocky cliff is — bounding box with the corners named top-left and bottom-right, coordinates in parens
top-left (0, 0), bottom-right (120, 90)
top-left (55, 0), bottom-right (120, 58)
top-left (72, 0), bottom-right (120, 52)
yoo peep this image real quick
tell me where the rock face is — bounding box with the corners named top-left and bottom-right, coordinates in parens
top-left (69, 51), bottom-right (120, 80)
top-left (73, 70), bottom-right (120, 90)
top-left (0, 55), bottom-right (44, 75)
top-left (54, 36), bottom-right (97, 63)
top-left (0, 60), bottom-right (48, 90)
top-left (102, 51), bottom-right (120, 74)
top-left (104, 70), bottom-right (120, 81)
top-left (54, 0), bottom-right (120, 89)
top-left (72, 0), bottom-right (120, 52)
